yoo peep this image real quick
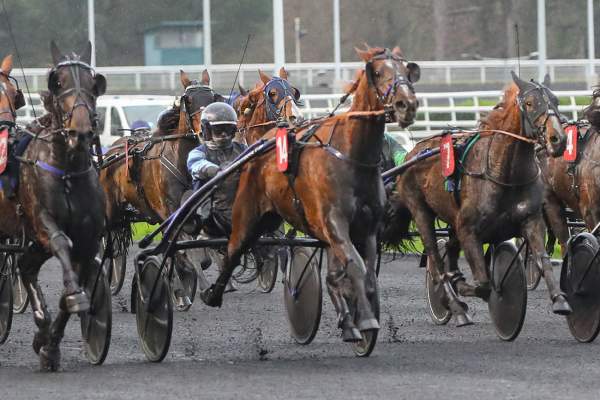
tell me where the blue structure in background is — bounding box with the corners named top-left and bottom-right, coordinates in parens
top-left (144, 21), bottom-right (204, 66)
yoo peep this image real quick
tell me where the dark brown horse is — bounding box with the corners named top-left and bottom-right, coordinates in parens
top-left (199, 46), bottom-right (420, 347)
top-left (541, 90), bottom-right (600, 250)
top-left (386, 73), bottom-right (569, 326)
top-left (0, 42), bottom-right (106, 370)
top-left (236, 67), bottom-right (302, 144)
top-left (100, 69), bottom-right (223, 303)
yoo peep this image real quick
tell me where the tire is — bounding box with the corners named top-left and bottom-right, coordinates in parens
top-left (135, 256), bottom-right (173, 362)
top-left (283, 247), bottom-right (322, 345)
top-left (80, 263), bottom-right (112, 365)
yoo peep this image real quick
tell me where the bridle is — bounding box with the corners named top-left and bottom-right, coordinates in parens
top-left (0, 72), bottom-right (24, 129)
top-left (263, 77), bottom-right (301, 122)
top-left (516, 82), bottom-right (561, 142)
top-left (48, 58), bottom-right (102, 138)
top-left (180, 81), bottom-right (220, 135)
top-left (365, 49), bottom-right (417, 119)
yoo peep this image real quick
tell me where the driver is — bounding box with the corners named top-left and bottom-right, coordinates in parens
top-left (185, 102), bottom-right (246, 237)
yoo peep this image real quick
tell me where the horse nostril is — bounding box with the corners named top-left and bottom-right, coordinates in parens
top-left (395, 100), bottom-right (407, 111)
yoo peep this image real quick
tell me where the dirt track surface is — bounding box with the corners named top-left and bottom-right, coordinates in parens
top-left (2, 250), bottom-right (600, 400)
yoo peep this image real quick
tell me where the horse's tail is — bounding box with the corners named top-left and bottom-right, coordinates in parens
top-left (380, 197), bottom-right (416, 253)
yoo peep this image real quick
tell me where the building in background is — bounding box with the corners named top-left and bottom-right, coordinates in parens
top-left (144, 21), bottom-right (204, 66)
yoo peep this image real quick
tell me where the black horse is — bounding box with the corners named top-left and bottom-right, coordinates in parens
top-left (0, 42), bottom-right (106, 370)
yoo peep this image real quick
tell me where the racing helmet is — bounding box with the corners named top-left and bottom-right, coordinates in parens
top-left (200, 102), bottom-right (238, 147)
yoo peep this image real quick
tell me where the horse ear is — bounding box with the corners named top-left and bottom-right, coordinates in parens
top-left (543, 73), bottom-right (552, 88)
top-left (94, 73), bottom-right (107, 96)
top-left (238, 83), bottom-right (248, 96)
top-left (80, 41), bottom-right (92, 65)
top-left (355, 47), bottom-right (371, 62)
top-left (50, 41), bottom-right (62, 65)
top-left (407, 62), bottom-right (421, 83)
top-left (180, 69), bottom-right (191, 88)
top-left (391, 46), bottom-right (403, 57)
top-left (201, 69), bottom-right (210, 85)
top-left (1, 55), bottom-right (13, 76)
top-left (511, 71), bottom-right (527, 91)
top-left (258, 69), bottom-right (271, 84)
top-left (279, 66), bottom-right (288, 80)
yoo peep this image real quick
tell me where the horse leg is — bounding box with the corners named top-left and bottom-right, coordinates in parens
top-left (410, 205), bottom-right (472, 326)
top-left (452, 227), bottom-right (490, 299)
top-left (543, 192), bottom-right (570, 255)
top-left (325, 249), bottom-right (362, 342)
top-left (39, 296), bottom-right (71, 372)
top-left (199, 204), bottom-right (261, 307)
top-left (521, 217), bottom-right (572, 315)
top-left (19, 249), bottom-right (52, 359)
top-left (446, 230), bottom-right (460, 273)
top-left (322, 214), bottom-right (378, 333)
top-left (40, 211), bottom-right (88, 313)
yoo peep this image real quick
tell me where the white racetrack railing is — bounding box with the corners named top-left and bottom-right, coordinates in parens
top-left (16, 90), bottom-right (592, 149)
top-left (9, 59), bottom-right (600, 93)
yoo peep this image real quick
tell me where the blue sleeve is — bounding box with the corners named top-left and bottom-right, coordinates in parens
top-left (187, 146), bottom-right (219, 180)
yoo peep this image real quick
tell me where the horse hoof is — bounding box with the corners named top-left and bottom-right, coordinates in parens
top-left (200, 287), bottom-right (222, 308)
top-left (39, 346), bottom-right (60, 372)
top-left (223, 282), bottom-right (237, 294)
top-left (199, 257), bottom-right (212, 271)
top-left (455, 312), bottom-right (474, 327)
top-left (342, 327), bottom-right (362, 342)
top-left (357, 318), bottom-right (380, 332)
top-left (552, 295), bottom-right (572, 315)
top-left (475, 283), bottom-right (491, 301)
top-left (32, 332), bottom-right (47, 355)
top-left (176, 296), bottom-right (192, 312)
top-left (65, 291), bottom-right (89, 314)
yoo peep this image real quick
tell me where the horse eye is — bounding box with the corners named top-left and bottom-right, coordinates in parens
top-left (526, 101), bottom-right (533, 107)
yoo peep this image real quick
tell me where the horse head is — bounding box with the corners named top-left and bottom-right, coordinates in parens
top-left (237, 68), bottom-right (302, 143)
top-left (0, 55), bottom-right (25, 129)
top-left (179, 69), bottom-right (224, 135)
top-left (511, 71), bottom-right (566, 157)
top-left (585, 87), bottom-right (600, 128)
top-left (355, 46), bottom-right (420, 128)
top-left (45, 41), bottom-right (106, 152)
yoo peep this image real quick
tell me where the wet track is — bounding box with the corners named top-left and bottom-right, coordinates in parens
top-left (2, 250), bottom-right (600, 400)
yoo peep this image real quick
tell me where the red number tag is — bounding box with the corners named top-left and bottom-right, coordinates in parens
top-left (276, 128), bottom-right (289, 172)
top-left (563, 125), bottom-right (578, 162)
top-left (0, 127), bottom-right (9, 175)
top-left (440, 134), bottom-right (455, 177)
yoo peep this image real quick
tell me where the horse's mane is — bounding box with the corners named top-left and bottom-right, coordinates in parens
top-left (480, 83), bottom-right (519, 130)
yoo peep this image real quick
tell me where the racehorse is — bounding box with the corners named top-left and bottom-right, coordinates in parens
top-left (541, 89), bottom-right (600, 250)
top-left (236, 67), bottom-right (302, 144)
top-left (1, 42), bottom-right (106, 370)
top-left (199, 46), bottom-right (420, 346)
top-left (385, 72), bottom-right (569, 326)
top-left (100, 69), bottom-right (223, 303)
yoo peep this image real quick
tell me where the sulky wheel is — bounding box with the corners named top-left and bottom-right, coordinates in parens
top-left (232, 251), bottom-right (259, 285)
top-left (12, 265), bottom-right (29, 314)
top-left (561, 232), bottom-right (600, 343)
top-left (80, 261), bottom-right (112, 365)
top-left (351, 278), bottom-right (380, 357)
top-left (516, 238), bottom-right (541, 291)
top-left (425, 239), bottom-right (452, 325)
top-left (101, 233), bottom-right (127, 296)
top-left (135, 256), bottom-right (173, 362)
top-left (487, 241), bottom-right (527, 341)
top-left (257, 247), bottom-right (280, 294)
top-left (283, 247), bottom-right (322, 345)
top-left (0, 254), bottom-right (13, 345)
